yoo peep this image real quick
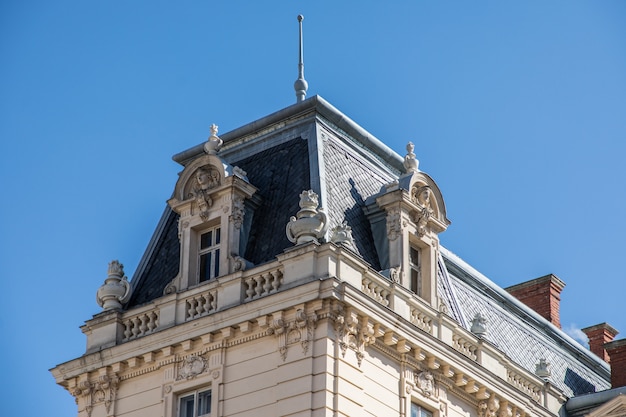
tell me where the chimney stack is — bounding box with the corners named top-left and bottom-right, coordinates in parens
top-left (605, 339), bottom-right (626, 388)
top-left (581, 323), bottom-right (618, 363)
top-left (505, 274), bottom-right (565, 328)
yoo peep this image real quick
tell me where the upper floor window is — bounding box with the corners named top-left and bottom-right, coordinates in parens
top-left (411, 403), bottom-right (432, 417)
top-left (409, 246), bottom-right (421, 296)
top-left (199, 226), bottom-right (221, 282)
top-left (179, 388), bottom-right (212, 417)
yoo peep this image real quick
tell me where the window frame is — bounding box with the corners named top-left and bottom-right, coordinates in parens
top-left (410, 402), bottom-right (433, 417)
top-left (409, 246), bottom-right (422, 296)
top-left (198, 224), bottom-right (221, 283)
top-left (178, 387), bottom-right (212, 417)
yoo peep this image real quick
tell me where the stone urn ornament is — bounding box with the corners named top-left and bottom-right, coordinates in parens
top-left (96, 260), bottom-right (132, 310)
top-left (286, 190), bottom-right (328, 244)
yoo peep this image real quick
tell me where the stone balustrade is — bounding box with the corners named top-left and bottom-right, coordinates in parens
top-left (244, 269), bottom-right (283, 302)
top-left (185, 289), bottom-right (217, 321)
top-left (452, 333), bottom-right (479, 361)
top-left (122, 309), bottom-right (159, 342)
top-left (507, 368), bottom-right (543, 403)
top-left (84, 242), bottom-right (549, 410)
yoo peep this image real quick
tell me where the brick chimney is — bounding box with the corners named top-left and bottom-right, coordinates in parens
top-left (505, 274), bottom-right (565, 328)
top-left (581, 323), bottom-right (618, 362)
top-left (605, 339), bottom-right (626, 388)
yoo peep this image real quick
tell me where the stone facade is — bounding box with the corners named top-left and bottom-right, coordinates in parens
top-left (51, 96), bottom-right (612, 417)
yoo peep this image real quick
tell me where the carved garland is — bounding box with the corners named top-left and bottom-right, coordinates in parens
top-left (268, 309), bottom-right (318, 361)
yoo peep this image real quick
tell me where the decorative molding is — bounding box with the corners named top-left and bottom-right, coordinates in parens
top-left (386, 207), bottom-right (402, 241)
top-left (229, 196), bottom-right (245, 229)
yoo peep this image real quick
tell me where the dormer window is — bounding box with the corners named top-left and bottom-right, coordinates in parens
top-left (199, 226), bottom-right (221, 282)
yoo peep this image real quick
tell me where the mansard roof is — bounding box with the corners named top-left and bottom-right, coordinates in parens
top-left (125, 94), bottom-right (610, 398)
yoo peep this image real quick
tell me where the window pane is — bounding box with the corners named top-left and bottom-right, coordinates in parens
top-left (179, 394), bottom-right (195, 417)
top-left (215, 227), bottom-right (221, 245)
top-left (200, 253), bottom-right (211, 282)
top-left (410, 247), bottom-right (419, 265)
top-left (411, 404), bottom-right (432, 417)
top-left (214, 249), bottom-right (220, 277)
top-left (197, 390), bottom-right (212, 416)
top-left (201, 231), bottom-right (212, 249)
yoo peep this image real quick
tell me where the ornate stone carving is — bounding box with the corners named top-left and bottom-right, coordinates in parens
top-left (386, 207), bottom-right (402, 241)
top-left (403, 142), bottom-right (419, 173)
top-left (389, 266), bottom-right (402, 283)
top-left (286, 190), bottom-right (328, 244)
top-left (231, 255), bottom-right (247, 272)
top-left (478, 393), bottom-right (500, 417)
top-left (410, 185), bottom-right (433, 237)
top-left (333, 306), bottom-right (374, 367)
top-left (535, 358), bottom-right (551, 378)
top-left (230, 196), bottom-right (245, 229)
top-left (178, 355), bottom-right (207, 380)
top-left (72, 376), bottom-right (119, 417)
top-left (330, 221), bottom-right (355, 250)
top-left (96, 260), bottom-right (131, 311)
top-left (268, 310), bottom-right (317, 361)
top-left (416, 371), bottom-right (435, 397)
top-left (193, 167), bottom-right (220, 221)
top-left (471, 312), bottom-right (488, 337)
top-left (163, 283), bottom-right (177, 295)
top-left (204, 124), bottom-right (223, 155)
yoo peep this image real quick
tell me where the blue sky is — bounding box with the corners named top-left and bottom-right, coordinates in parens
top-left (1, 2), bottom-right (625, 416)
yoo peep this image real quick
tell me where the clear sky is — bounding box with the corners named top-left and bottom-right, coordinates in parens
top-left (1, 1), bottom-right (625, 416)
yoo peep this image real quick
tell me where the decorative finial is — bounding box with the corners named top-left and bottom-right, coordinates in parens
top-left (294, 14), bottom-right (308, 103)
top-left (470, 312), bottom-right (488, 337)
top-left (96, 260), bottom-right (131, 310)
top-left (286, 190), bottom-right (328, 244)
top-left (204, 123), bottom-right (223, 155)
top-left (535, 358), bottom-right (551, 378)
top-left (403, 142), bottom-right (419, 173)
top-left (330, 221), bottom-right (356, 250)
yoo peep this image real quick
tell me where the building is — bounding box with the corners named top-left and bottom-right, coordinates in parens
top-left (51, 25), bottom-right (625, 414)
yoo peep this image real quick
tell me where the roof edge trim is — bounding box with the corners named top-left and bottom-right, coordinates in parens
top-left (439, 245), bottom-right (611, 374)
top-left (172, 95), bottom-right (405, 172)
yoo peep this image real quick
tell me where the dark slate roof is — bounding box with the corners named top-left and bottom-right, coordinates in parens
top-left (233, 137), bottom-right (310, 265)
top-left (322, 137), bottom-right (393, 270)
top-left (440, 247), bottom-right (610, 397)
top-left (127, 208), bottom-right (180, 308)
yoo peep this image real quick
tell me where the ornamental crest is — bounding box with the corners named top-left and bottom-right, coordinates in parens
top-left (410, 185), bottom-right (433, 237)
top-left (178, 355), bottom-right (207, 380)
top-left (192, 167), bottom-right (220, 221)
top-left (415, 371), bottom-right (435, 397)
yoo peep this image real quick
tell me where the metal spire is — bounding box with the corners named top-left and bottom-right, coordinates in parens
top-left (294, 14), bottom-right (308, 103)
